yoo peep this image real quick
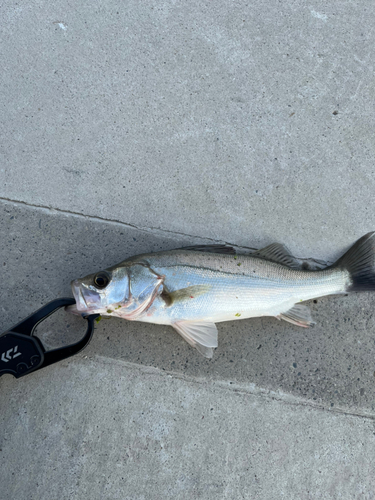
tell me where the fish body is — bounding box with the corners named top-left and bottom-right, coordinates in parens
top-left (69, 233), bottom-right (375, 357)
top-left (123, 250), bottom-right (347, 324)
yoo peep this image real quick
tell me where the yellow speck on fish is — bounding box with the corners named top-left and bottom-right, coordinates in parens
top-left (234, 255), bottom-right (237, 260)
top-left (237, 262), bottom-right (241, 266)
top-left (235, 313), bottom-right (241, 317)
top-left (107, 309), bottom-right (113, 314)
top-left (95, 316), bottom-right (102, 323)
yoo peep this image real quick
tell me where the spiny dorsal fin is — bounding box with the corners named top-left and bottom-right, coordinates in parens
top-left (252, 243), bottom-right (300, 269)
top-left (172, 320), bottom-right (218, 358)
top-left (278, 304), bottom-right (315, 327)
top-left (177, 245), bottom-right (236, 255)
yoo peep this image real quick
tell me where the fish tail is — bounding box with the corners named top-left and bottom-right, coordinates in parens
top-left (334, 232), bottom-right (375, 292)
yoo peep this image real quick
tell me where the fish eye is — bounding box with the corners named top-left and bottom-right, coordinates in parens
top-left (93, 271), bottom-right (110, 289)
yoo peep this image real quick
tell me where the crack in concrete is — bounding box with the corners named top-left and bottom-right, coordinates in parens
top-left (93, 355), bottom-right (375, 421)
top-left (0, 196), bottom-right (334, 265)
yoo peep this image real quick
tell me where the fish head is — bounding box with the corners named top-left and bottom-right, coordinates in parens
top-left (67, 262), bottom-right (164, 319)
top-left (69, 266), bottom-right (130, 316)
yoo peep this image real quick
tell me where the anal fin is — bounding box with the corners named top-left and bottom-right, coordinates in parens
top-left (278, 304), bottom-right (315, 328)
top-left (172, 320), bottom-right (218, 358)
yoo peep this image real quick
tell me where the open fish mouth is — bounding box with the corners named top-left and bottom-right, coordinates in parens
top-left (68, 280), bottom-right (102, 314)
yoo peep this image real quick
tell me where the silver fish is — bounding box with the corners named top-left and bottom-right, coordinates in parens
top-left (67, 233), bottom-right (375, 358)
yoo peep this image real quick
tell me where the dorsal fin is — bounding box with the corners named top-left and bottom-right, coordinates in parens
top-left (176, 245), bottom-right (236, 255)
top-left (252, 243), bottom-right (300, 269)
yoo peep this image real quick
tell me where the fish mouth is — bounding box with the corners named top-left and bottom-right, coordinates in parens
top-left (70, 280), bottom-right (86, 310)
top-left (68, 280), bottom-right (100, 314)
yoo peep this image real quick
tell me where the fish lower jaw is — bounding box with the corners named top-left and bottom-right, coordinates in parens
top-left (65, 304), bottom-right (107, 317)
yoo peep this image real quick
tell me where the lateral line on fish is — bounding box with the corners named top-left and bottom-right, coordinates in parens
top-left (89, 355), bottom-right (375, 421)
top-left (0, 197), bottom-right (335, 265)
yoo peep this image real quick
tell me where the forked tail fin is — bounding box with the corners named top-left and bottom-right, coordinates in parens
top-left (334, 232), bottom-right (375, 292)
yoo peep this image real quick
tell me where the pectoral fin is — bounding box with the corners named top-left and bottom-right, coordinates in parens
top-left (172, 320), bottom-right (218, 358)
top-left (163, 285), bottom-right (212, 305)
top-left (278, 304), bottom-right (315, 327)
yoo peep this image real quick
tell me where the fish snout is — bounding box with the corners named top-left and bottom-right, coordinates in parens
top-left (70, 280), bottom-right (101, 312)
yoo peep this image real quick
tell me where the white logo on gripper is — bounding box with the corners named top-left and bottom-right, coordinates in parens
top-left (1, 346), bottom-right (22, 363)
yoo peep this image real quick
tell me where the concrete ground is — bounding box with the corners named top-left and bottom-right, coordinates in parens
top-left (1, 1), bottom-right (375, 498)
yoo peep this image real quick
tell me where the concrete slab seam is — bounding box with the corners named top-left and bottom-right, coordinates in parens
top-left (0, 197), bottom-right (333, 266)
top-left (92, 354), bottom-right (375, 421)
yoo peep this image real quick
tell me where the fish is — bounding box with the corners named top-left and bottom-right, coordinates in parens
top-left (67, 232), bottom-right (375, 358)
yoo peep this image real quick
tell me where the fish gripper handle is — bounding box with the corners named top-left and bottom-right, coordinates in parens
top-left (0, 298), bottom-right (99, 379)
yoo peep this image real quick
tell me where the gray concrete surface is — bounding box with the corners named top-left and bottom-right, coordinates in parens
top-left (1, 356), bottom-right (375, 500)
top-left (1, 0), bottom-right (375, 260)
top-left (2, 0), bottom-right (375, 498)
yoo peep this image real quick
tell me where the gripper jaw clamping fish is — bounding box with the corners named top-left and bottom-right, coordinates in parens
top-left (0, 298), bottom-right (99, 378)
